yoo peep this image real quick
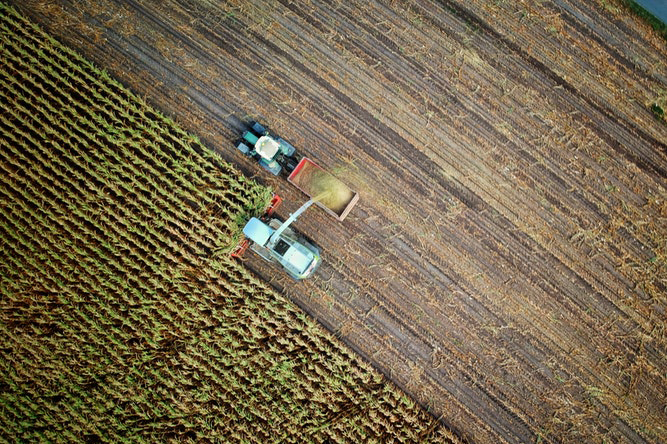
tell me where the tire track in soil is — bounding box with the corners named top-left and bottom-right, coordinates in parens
top-left (14, 4), bottom-right (496, 440)
top-left (414, 0), bottom-right (667, 178)
top-left (278, 0), bottom-right (655, 271)
top-left (250, 250), bottom-right (523, 443)
top-left (237, 31), bottom-right (563, 441)
top-left (351, 0), bottom-right (667, 357)
top-left (550, 0), bottom-right (667, 85)
top-left (267, 0), bottom-right (667, 418)
top-left (12, 0), bottom-right (667, 443)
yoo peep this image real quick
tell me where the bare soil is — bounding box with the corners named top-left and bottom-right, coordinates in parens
top-left (11, 0), bottom-right (667, 442)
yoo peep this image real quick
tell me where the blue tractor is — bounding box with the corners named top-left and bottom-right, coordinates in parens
top-left (235, 121), bottom-right (300, 175)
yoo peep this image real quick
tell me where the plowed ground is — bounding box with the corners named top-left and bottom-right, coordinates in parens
top-left (12, 0), bottom-right (667, 442)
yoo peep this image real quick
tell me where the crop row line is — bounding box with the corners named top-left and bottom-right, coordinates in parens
top-left (0, 20), bottom-right (259, 222)
top-left (0, 4), bottom-right (453, 440)
top-left (1, 319), bottom-right (213, 440)
top-left (0, 328), bottom-right (113, 424)
top-left (0, 162), bottom-right (201, 347)
top-left (0, 65), bottom-right (238, 250)
top-left (0, 8), bottom-right (174, 134)
top-left (0, 148), bottom-right (280, 360)
top-left (0, 110), bottom-right (187, 288)
top-left (0, 110), bottom-right (227, 285)
top-left (0, 15), bottom-right (257, 207)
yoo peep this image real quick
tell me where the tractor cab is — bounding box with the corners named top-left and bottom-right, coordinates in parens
top-left (235, 121), bottom-right (299, 176)
top-left (254, 136), bottom-right (281, 160)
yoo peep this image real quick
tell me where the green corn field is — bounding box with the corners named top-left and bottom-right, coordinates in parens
top-left (0, 3), bottom-right (456, 442)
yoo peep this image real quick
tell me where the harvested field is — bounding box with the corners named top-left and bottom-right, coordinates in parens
top-left (0, 4), bottom-right (457, 442)
top-left (7, 0), bottom-right (667, 442)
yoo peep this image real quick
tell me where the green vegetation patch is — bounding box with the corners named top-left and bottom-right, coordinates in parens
top-left (650, 93), bottom-right (666, 122)
top-left (0, 3), bottom-right (456, 442)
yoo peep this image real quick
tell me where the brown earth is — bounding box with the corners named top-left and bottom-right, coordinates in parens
top-left (10, 0), bottom-right (667, 442)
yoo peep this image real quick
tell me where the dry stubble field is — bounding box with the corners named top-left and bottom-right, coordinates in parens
top-left (11, 0), bottom-right (667, 442)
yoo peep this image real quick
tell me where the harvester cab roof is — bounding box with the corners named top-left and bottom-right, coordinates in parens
top-left (243, 217), bottom-right (273, 245)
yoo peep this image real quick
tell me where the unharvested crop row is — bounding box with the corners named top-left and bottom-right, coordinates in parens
top-left (23, 0), bottom-right (665, 441)
top-left (0, 3), bottom-right (458, 442)
top-left (0, 13), bottom-right (259, 196)
top-left (0, 67), bottom-right (253, 268)
top-left (2, 11), bottom-right (252, 197)
top-left (0, 34), bottom-right (255, 237)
